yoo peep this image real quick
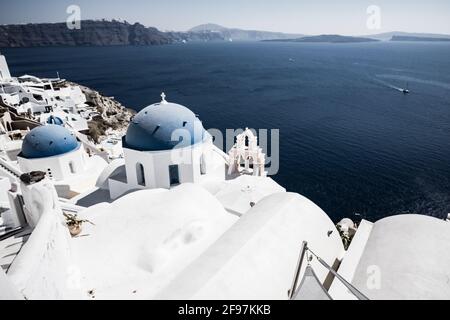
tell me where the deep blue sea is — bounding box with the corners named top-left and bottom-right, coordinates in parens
top-left (3, 42), bottom-right (450, 222)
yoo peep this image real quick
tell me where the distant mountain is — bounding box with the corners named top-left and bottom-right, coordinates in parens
top-left (188, 23), bottom-right (304, 41)
top-left (264, 34), bottom-right (379, 43)
top-left (391, 35), bottom-right (450, 42)
top-left (0, 20), bottom-right (173, 47)
top-left (363, 31), bottom-right (450, 41)
top-left (189, 23), bottom-right (229, 33)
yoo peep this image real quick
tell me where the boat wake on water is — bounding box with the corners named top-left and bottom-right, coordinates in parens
top-left (373, 78), bottom-right (407, 93)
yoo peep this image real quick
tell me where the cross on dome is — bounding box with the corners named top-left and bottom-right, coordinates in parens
top-left (161, 92), bottom-right (167, 104)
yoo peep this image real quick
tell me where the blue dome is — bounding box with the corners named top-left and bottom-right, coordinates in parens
top-left (124, 101), bottom-right (208, 151)
top-left (21, 125), bottom-right (80, 159)
top-left (46, 115), bottom-right (64, 126)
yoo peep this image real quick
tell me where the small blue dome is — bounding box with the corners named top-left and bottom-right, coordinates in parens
top-left (46, 115), bottom-right (64, 126)
top-left (124, 101), bottom-right (208, 151)
top-left (21, 125), bottom-right (79, 159)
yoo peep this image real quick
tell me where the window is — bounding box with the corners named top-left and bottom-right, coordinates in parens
top-left (136, 163), bottom-right (145, 186)
top-left (169, 165), bottom-right (180, 186)
top-left (200, 154), bottom-right (206, 175)
top-left (69, 162), bottom-right (76, 174)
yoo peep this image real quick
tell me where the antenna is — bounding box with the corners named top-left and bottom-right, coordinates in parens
top-left (56, 71), bottom-right (60, 80)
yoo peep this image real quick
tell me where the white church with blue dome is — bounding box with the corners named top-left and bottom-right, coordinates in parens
top-left (105, 93), bottom-right (227, 199)
top-left (16, 124), bottom-right (108, 197)
top-left (18, 124), bottom-right (83, 180)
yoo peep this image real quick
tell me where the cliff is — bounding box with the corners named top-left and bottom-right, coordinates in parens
top-left (0, 20), bottom-right (172, 47)
top-left (0, 20), bottom-right (305, 48)
top-left (62, 81), bottom-right (135, 143)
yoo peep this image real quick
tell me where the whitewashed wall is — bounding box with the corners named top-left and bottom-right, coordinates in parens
top-left (7, 180), bottom-right (84, 299)
top-left (0, 268), bottom-right (23, 300)
top-left (18, 146), bottom-right (86, 181)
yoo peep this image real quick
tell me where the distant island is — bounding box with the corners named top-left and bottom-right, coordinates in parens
top-left (362, 31), bottom-right (450, 41)
top-left (264, 34), bottom-right (379, 43)
top-left (1, 20), bottom-right (449, 48)
top-left (390, 35), bottom-right (450, 42)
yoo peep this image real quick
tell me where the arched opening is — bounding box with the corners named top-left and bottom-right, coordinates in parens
top-left (245, 155), bottom-right (254, 172)
top-left (247, 156), bottom-right (254, 169)
top-left (245, 136), bottom-right (249, 147)
top-left (69, 161), bottom-right (76, 174)
top-left (136, 162), bottom-right (146, 186)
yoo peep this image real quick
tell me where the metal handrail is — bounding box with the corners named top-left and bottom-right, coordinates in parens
top-left (288, 241), bottom-right (369, 300)
top-left (288, 241), bottom-right (308, 299)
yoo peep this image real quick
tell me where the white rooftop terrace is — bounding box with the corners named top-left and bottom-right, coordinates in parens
top-left (330, 214), bottom-right (450, 300)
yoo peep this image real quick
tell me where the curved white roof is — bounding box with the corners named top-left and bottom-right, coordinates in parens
top-left (351, 214), bottom-right (450, 300)
top-left (214, 175), bottom-right (286, 215)
top-left (156, 192), bottom-right (344, 299)
top-left (72, 183), bottom-right (238, 299)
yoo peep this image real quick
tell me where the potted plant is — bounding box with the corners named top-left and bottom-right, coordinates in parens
top-left (63, 213), bottom-right (94, 237)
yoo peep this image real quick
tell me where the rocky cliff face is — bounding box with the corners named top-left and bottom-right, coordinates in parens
top-left (63, 81), bottom-right (135, 143)
top-left (0, 20), bottom-right (307, 48)
top-left (0, 20), bottom-right (173, 47)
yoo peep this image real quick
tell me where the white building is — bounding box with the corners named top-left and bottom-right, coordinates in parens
top-left (0, 54), bottom-right (88, 120)
top-left (39, 112), bottom-right (89, 133)
top-left (328, 214), bottom-right (450, 300)
top-left (16, 124), bottom-right (107, 198)
top-left (104, 94), bottom-right (226, 199)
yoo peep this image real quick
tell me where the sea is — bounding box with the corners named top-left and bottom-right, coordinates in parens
top-left (3, 41), bottom-right (450, 222)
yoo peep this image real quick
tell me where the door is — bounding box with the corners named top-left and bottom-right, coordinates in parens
top-left (169, 165), bottom-right (180, 186)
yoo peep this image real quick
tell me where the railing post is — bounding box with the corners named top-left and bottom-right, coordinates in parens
top-left (288, 241), bottom-right (308, 299)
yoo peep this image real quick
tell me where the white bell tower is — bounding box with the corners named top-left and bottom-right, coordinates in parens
top-left (227, 128), bottom-right (267, 177)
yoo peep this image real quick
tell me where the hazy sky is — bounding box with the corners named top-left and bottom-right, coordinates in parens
top-left (1, 0), bottom-right (449, 35)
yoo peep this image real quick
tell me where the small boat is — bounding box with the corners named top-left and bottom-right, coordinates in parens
top-left (402, 83), bottom-right (409, 94)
